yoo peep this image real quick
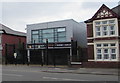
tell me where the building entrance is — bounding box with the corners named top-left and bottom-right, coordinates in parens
top-left (29, 48), bottom-right (70, 65)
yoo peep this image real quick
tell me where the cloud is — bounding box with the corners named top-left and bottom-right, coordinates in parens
top-left (0, 2), bottom-right (2, 23)
top-left (1, 2), bottom-right (119, 32)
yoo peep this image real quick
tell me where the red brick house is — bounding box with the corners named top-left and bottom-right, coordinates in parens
top-left (0, 24), bottom-right (26, 63)
top-left (84, 4), bottom-right (120, 68)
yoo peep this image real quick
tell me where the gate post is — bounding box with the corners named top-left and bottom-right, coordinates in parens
top-left (13, 44), bottom-right (16, 65)
top-left (68, 38), bottom-right (73, 67)
top-left (46, 39), bottom-right (48, 65)
top-left (5, 44), bottom-right (7, 65)
top-left (22, 43), bottom-right (25, 65)
top-left (27, 49), bottom-right (30, 66)
top-left (53, 43), bottom-right (56, 67)
top-left (41, 50), bottom-right (44, 66)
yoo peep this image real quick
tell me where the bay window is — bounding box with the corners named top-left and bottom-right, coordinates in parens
top-left (94, 18), bottom-right (118, 37)
top-left (95, 43), bottom-right (118, 61)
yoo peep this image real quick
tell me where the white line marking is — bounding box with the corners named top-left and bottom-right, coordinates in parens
top-left (43, 76), bottom-right (87, 81)
top-left (3, 74), bottom-right (23, 77)
top-left (62, 78), bottom-right (74, 81)
top-left (3, 69), bottom-right (39, 73)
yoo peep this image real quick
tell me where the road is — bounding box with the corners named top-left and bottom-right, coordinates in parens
top-left (2, 65), bottom-right (119, 81)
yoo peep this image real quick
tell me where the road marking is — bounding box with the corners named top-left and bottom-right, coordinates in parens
top-left (3, 74), bottom-right (23, 77)
top-left (62, 78), bottom-right (74, 81)
top-left (62, 78), bottom-right (87, 81)
top-left (3, 69), bottom-right (40, 73)
top-left (43, 76), bottom-right (87, 81)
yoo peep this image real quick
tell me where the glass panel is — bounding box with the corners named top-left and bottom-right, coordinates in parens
top-left (57, 28), bottom-right (65, 32)
top-left (96, 26), bottom-right (100, 31)
top-left (97, 49), bottom-right (101, 53)
top-left (111, 54), bottom-right (116, 59)
top-left (43, 39), bottom-right (46, 43)
top-left (111, 49), bottom-right (116, 53)
top-left (48, 38), bottom-right (54, 42)
top-left (103, 32), bottom-right (107, 35)
top-left (96, 32), bottom-right (101, 36)
top-left (97, 54), bottom-right (102, 59)
top-left (32, 30), bottom-right (39, 34)
top-left (96, 44), bottom-right (101, 47)
top-left (110, 43), bottom-right (116, 46)
top-left (58, 37), bottom-right (66, 42)
top-left (103, 44), bottom-right (108, 47)
top-left (43, 33), bottom-right (54, 38)
top-left (32, 35), bottom-right (39, 38)
top-left (109, 20), bottom-right (115, 24)
top-left (102, 26), bottom-right (108, 36)
top-left (43, 29), bottom-right (54, 33)
top-left (110, 25), bottom-right (115, 30)
top-left (102, 21), bottom-right (107, 24)
top-left (32, 39), bottom-right (39, 43)
top-left (39, 39), bottom-right (42, 43)
top-left (58, 32), bottom-right (66, 37)
top-left (95, 22), bottom-right (100, 25)
top-left (104, 49), bottom-right (108, 53)
top-left (110, 31), bottom-right (115, 35)
top-left (104, 54), bottom-right (109, 59)
top-left (103, 26), bottom-right (107, 30)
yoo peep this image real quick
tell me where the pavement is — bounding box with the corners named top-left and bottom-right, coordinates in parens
top-left (12, 64), bottom-right (119, 76)
top-left (3, 65), bottom-right (119, 81)
top-left (38, 67), bottom-right (119, 76)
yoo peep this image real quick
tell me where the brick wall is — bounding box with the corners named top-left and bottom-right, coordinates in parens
top-left (118, 20), bottom-right (120, 36)
top-left (87, 24), bottom-right (93, 37)
top-left (2, 34), bottom-right (26, 57)
top-left (87, 45), bottom-right (94, 59)
top-left (87, 39), bottom-right (94, 43)
top-left (95, 37), bottom-right (118, 40)
top-left (82, 61), bottom-right (119, 68)
top-left (119, 43), bottom-right (120, 61)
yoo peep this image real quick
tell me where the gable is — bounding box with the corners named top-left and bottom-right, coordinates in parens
top-left (93, 4), bottom-right (119, 19)
top-left (96, 8), bottom-right (113, 18)
top-left (85, 4), bottom-right (119, 23)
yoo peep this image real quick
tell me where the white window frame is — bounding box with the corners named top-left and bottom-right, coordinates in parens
top-left (93, 18), bottom-right (118, 38)
top-left (102, 26), bottom-right (108, 36)
top-left (96, 26), bottom-right (101, 36)
top-left (94, 41), bottom-right (119, 61)
top-left (109, 25), bottom-right (115, 35)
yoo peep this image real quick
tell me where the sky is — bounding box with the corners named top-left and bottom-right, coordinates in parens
top-left (0, 0), bottom-right (120, 32)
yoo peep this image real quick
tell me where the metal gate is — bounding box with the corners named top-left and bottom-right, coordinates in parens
top-left (5, 43), bottom-right (27, 64)
top-left (5, 44), bottom-right (15, 64)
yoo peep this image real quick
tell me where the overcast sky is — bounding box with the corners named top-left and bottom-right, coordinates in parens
top-left (0, 0), bottom-right (119, 32)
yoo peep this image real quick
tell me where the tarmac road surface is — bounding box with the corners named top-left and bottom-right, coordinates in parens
top-left (2, 65), bottom-right (119, 82)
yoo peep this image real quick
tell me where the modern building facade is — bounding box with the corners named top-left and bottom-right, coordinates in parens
top-left (26, 19), bottom-right (87, 65)
top-left (84, 4), bottom-right (120, 68)
top-left (0, 24), bottom-right (26, 64)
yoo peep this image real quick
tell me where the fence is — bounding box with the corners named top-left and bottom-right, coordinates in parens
top-left (5, 43), bottom-right (27, 65)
